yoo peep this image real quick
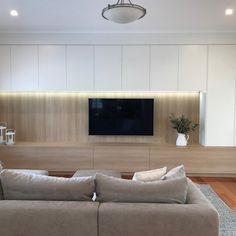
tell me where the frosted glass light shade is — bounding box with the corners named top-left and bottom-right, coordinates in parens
top-left (102, 4), bottom-right (146, 24)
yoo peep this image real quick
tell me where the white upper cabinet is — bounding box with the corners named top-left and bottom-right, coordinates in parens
top-left (178, 45), bottom-right (207, 91)
top-left (94, 46), bottom-right (122, 91)
top-left (205, 45), bottom-right (236, 146)
top-left (11, 46), bottom-right (38, 91)
top-left (67, 46), bottom-right (94, 91)
top-left (0, 46), bottom-right (11, 91)
top-left (122, 46), bottom-right (149, 91)
top-left (38, 46), bottom-right (66, 91)
top-left (150, 46), bottom-right (178, 91)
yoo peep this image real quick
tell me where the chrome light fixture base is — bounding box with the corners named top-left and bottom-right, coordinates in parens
top-left (102, 0), bottom-right (146, 24)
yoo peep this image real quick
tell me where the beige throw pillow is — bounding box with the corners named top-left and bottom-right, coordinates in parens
top-left (161, 165), bottom-right (186, 180)
top-left (1, 170), bottom-right (95, 201)
top-left (132, 167), bottom-right (167, 182)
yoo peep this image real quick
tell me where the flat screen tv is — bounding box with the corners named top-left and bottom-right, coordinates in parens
top-left (89, 98), bottom-right (154, 136)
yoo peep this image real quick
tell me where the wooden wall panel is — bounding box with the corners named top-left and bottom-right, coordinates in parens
top-left (150, 146), bottom-right (208, 174)
top-left (0, 144), bottom-right (236, 176)
top-left (0, 145), bottom-right (93, 171)
top-left (150, 146), bottom-right (236, 175)
top-left (0, 92), bottom-right (199, 145)
top-left (93, 146), bottom-right (150, 172)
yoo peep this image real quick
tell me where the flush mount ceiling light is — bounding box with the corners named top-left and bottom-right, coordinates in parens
top-left (225, 8), bottom-right (234, 15)
top-left (102, 0), bottom-right (146, 24)
top-left (10, 9), bottom-right (19, 16)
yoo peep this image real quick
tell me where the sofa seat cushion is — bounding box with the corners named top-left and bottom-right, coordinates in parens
top-left (98, 180), bottom-right (219, 236)
top-left (73, 169), bottom-right (121, 178)
top-left (1, 170), bottom-right (95, 201)
top-left (96, 174), bottom-right (188, 204)
top-left (0, 200), bottom-right (98, 236)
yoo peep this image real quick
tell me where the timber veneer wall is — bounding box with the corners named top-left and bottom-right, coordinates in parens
top-left (0, 92), bottom-right (199, 145)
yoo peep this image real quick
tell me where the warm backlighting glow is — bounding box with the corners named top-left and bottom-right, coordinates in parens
top-left (0, 92), bottom-right (199, 99)
top-left (10, 9), bottom-right (19, 16)
top-left (225, 8), bottom-right (234, 15)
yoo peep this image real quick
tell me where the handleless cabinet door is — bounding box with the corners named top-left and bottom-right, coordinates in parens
top-left (67, 46), bottom-right (94, 91)
top-left (122, 46), bottom-right (150, 91)
top-left (179, 45), bottom-right (207, 91)
top-left (206, 45), bottom-right (236, 146)
top-left (0, 46), bottom-right (11, 91)
top-left (11, 46), bottom-right (38, 91)
top-left (94, 46), bottom-right (122, 91)
top-left (39, 46), bottom-right (66, 91)
top-left (150, 46), bottom-right (178, 91)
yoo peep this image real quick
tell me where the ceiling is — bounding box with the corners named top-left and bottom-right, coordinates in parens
top-left (0, 0), bottom-right (235, 33)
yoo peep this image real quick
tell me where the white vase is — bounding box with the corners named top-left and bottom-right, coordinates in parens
top-left (176, 133), bottom-right (189, 146)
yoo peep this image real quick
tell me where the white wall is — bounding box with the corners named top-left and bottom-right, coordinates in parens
top-left (0, 32), bottom-right (236, 44)
top-left (0, 34), bottom-right (236, 147)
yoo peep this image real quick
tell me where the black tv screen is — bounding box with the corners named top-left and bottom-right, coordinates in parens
top-left (89, 98), bottom-right (154, 136)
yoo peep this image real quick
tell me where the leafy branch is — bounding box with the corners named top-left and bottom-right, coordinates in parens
top-left (169, 113), bottom-right (198, 134)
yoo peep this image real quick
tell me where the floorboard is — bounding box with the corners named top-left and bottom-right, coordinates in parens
top-left (190, 177), bottom-right (236, 212)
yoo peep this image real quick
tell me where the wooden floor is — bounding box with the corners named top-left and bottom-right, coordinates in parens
top-left (191, 177), bottom-right (236, 212)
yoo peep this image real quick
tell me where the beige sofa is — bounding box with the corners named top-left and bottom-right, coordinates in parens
top-left (0, 168), bottom-right (218, 236)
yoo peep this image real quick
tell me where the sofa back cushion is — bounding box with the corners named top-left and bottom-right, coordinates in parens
top-left (1, 170), bottom-right (95, 201)
top-left (0, 168), bottom-right (49, 200)
top-left (73, 169), bottom-right (121, 178)
top-left (96, 174), bottom-right (188, 204)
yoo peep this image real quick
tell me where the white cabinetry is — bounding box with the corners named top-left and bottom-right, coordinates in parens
top-left (179, 45), bottom-right (207, 91)
top-left (122, 46), bottom-right (149, 91)
top-left (0, 46), bottom-right (11, 91)
top-left (205, 45), bottom-right (236, 146)
top-left (67, 46), bottom-right (94, 91)
top-left (150, 46), bottom-right (178, 91)
top-left (94, 46), bottom-right (122, 91)
top-left (38, 46), bottom-right (66, 91)
top-left (11, 46), bottom-right (38, 91)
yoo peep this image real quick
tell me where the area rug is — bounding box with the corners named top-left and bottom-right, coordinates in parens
top-left (198, 184), bottom-right (236, 236)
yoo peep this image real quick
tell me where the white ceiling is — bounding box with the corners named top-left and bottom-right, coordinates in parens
top-left (0, 0), bottom-right (235, 33)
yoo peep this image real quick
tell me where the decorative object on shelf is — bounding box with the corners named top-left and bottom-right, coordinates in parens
top-left (102, 0), bottom-right (146, 24)
top-left (169, 113), bottom-right (198, 146)
top-left (0, 122), bottom-right (7, 144)
top-left (5, 129), bottom-right (16, 145)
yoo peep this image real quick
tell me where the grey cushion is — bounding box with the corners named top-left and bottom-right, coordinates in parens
top-left (73, 169), bottom-right (121, 178)
top-left (0, 169), bottom-right (49, 200)
top-left (96, 174), bottom-right (188, 204)
top-left (98, 179), bottom-right (219, 236)
top-left (161, 165), bottom-right (186, 180)
top-left (1, 170), bottom-right (95, 201)
top-left (0, 200), bottom-right (98, 236)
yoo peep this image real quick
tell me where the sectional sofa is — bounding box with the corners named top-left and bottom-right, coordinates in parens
top-left (0, 169), bottom-right (219, 236)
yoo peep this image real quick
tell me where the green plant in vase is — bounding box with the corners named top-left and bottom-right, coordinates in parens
top-left (169, 113), bottom-right (198, 146)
